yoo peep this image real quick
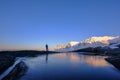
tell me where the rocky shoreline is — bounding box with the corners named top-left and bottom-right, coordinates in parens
top-left (2, 61), bottom-right (28, 80)
top-left (0, 55), bottom-right (15, 75)
top-left (105, 55), bottom-right (120, 71)
top-left (0, 50), bottom-right (57, 80)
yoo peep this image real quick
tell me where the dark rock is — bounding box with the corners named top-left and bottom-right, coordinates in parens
top-left (2, 61), bottom-right (28, 80)
top-left (105, 56), bottom-right (120, 70)
top-left (0, 55), bottom-right (15, 74)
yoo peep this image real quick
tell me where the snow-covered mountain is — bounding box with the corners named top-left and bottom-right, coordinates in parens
top-left (68, 41), bottom-right (79, 46)
top-left (55, 36), bottom-right (120, 52)
top-left (108, 36), bottom-right (120, 49)
top-left (109, 36), bottom-right (120, 44)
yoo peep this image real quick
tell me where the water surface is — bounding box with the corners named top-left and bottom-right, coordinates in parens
top-left (20, 52), bottom-right (120, 80)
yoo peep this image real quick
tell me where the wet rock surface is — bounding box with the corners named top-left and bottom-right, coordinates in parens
top-left (2, 61), bottom-right (28, 80)
top-left (105, 55), bottom-right (120, 70)
top-left (0, 55), bottom-right (15, 75)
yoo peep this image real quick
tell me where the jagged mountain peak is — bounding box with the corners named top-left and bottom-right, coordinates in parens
top-left (68, 41), bottom-right (79, 46)
top-left (55, 36), bottom-right (120, 52)
top-left (81, 36), bottom-right (118, 44)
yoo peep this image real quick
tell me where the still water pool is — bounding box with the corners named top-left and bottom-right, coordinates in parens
top-left (20, 52), bottom-right (120, 80)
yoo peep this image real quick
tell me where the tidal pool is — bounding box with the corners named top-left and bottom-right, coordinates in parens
top-left (20, 52), bottom-right (120, 80)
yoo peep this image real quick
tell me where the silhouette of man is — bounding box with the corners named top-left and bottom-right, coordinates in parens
top-left (46, 44), bottom-right (48, 51)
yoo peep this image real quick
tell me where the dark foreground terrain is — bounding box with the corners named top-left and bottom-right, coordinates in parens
top-left (0, 50), bottom-right (57, 80)
top-left (105, 55), bottom-right (120, 71)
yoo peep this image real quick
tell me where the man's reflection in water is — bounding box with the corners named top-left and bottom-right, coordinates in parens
top-left (45, 53), bottom-right (48, 64)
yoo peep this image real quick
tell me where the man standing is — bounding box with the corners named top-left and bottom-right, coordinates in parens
top-left (46, 44), bottom-right (48, 51)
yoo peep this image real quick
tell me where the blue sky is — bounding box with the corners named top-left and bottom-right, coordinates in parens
top-left (0, 0), bottom-right (120, 50)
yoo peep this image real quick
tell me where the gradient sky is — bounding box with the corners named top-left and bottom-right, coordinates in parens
top-left (0, 0), bottom-right (120, 50)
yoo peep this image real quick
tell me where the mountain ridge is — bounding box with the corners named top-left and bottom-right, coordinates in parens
top-left (55, 36), bottom-right (120, 52)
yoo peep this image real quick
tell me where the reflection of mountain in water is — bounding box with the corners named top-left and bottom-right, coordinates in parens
top-left (56, 53), bottom-right (109, 67)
